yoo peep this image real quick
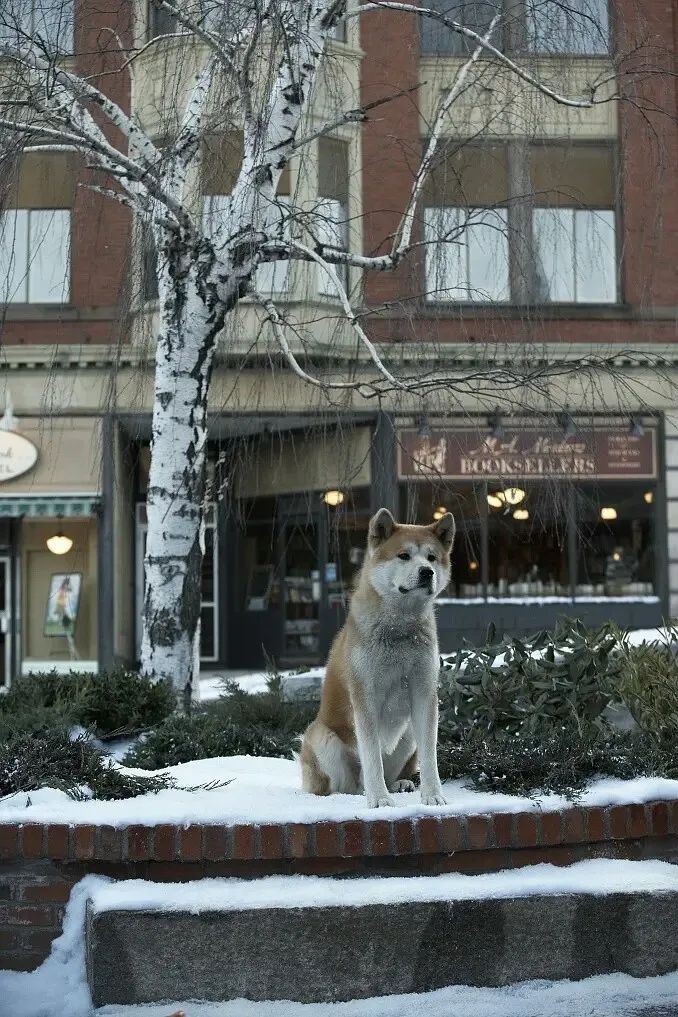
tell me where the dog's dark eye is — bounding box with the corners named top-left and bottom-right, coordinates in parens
top-left (397, 552), bottom-right (410, 561)
top-left (427, 554), bottom-right (437, 563)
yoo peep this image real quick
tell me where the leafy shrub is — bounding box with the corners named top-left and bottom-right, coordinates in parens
top-left (437, 727), bottom-right (658, 799)
top-left (0, 729), bottom-right (174, 800)
top-left (615, 628), bottom-right (678, 743)
top-left (125, 679), bottom-right (316, 769)
top-left (0, 668), bottom-right (175, 739)
top-left (439, 618), bottom-right (623, 741)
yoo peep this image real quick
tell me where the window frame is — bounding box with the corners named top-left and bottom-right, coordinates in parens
top-left (0, 207), bottom-right (72, 306)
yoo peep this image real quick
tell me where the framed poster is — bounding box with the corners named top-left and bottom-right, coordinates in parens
top-left (44, 573), bottom-right (82, 637)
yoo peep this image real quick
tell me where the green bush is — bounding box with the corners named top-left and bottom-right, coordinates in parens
top-left (125, 679), bottom-right (316, 769)
top-left (615, 628), bottom-right (678, 743)
top-left (0, 729), bottom-right (174, 800)
top-left (0, 667), bottom-right (175, 739)
top-left (439, 618), bottom-right (623, 741)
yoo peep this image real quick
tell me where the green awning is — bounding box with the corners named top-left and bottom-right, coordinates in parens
top-left (0, 495), bottom-right (100, 517)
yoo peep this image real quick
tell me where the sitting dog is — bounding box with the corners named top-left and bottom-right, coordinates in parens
top-left (301, 507), bottom-right (454, 807)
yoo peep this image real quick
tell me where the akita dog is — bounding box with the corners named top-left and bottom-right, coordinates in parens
top-left (301, 507), bottom-right (454, 808)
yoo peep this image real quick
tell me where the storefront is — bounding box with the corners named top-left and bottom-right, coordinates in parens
top-left (0, 416), bottom-right (102, 688)
top-left (129, 413), bottom-right (666, 671)
top-left (398, 418), bottom-right (665, 647)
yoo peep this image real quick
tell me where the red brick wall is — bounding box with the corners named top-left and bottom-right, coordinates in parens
top-left (1, 803), bottom-right (677, 971)
top-left (1, 0), bottom-right (132, 347)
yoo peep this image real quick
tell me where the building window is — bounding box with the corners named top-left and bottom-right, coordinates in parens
top-left (0, 0), bottom-right (73, 52)
top-left (420, 1), bottom-right (501, 56)
top-left (147, 1), bottom-right (177, 38)
top-left (531, 144), bottom-right (617, 304)
top-left (576, 483), bottom-right (655, 597)
top-left (424, 207), bottom-right (509, 302)
top-left (526, 0), bottom-right (609, 55)
top-left (0, 152), bottom-right (74, 305)
top-left (419, 0), bottom-right (608, 56)
top-left (316, 137), bottom-right (349, 296)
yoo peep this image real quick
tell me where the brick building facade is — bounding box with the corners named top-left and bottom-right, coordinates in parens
top-left (1, 0), bottom-right (677, 679)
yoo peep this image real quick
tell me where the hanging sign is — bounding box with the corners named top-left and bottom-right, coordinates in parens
top-left (398, 427), bottom-right (657, 481)
top-left (0, 431), bottom-right (39, 482)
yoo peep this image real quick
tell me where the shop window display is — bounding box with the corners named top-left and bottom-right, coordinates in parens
top-left (575, 483), bottom-right (655, 597)
top-left (486, 484), bottom-right (569, 598)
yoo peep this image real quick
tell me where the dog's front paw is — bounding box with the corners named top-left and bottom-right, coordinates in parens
top-left (421, 790), bottom-right (447, 806)
top-left (389, 779), bottom-right (416, 794)
top-left (366, 792), bottom-right (395, 808)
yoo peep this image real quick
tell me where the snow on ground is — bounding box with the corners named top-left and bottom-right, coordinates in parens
top-left (2, 754), bottom-right (678, 828)
top-left (4, 867), bottom-right (678, 1017)
top-left (95, 975), bottom-right (678, 1017)
top-left (89, 859), bottom-right (678, 914)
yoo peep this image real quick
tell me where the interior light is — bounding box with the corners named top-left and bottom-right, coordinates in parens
top-left (46, 532), bottom-right (73, 555)
top-left (487, 493), bottom-right (504, 509)
top-left (433, 507), bottom-right (447, 521)
top-left (612, 550), bottom-right (622, 562)
top-left (469, 560), bottom-right (479, 571)
top-left (323, 490), bottom-right (344, 507)
top-left (600, 506), bottom-right (617, 521)
top-left (644, 491), bottom-right (654, 505)
top-left (512, 508), bottom-right (529, 521)
top-left (503, 487), bottom-right (526, 506)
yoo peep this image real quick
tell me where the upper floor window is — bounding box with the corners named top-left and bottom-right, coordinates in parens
top-left (201, 133), bottom-right (292, 296)
top-left (0, 0), bottom-right (73, 53)
top-left (531, 144), bottom-right (617, 303)
top-left (316, 137), bottom-right (349, 296)
top-left (0, 152), bottom-right (74, 305)
top-left (526, 0), bottom-right (609, 56)
top-left (420, 0), bottom-right (608, 56)
top-left (423, 142), bottom-right (618, 305)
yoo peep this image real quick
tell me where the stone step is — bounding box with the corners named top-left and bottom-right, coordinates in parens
top-left (86, 861), bottom-right (678, 1008)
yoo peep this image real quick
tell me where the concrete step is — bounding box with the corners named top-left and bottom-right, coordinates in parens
top-left (86, 861), bottom-right (678, 1008)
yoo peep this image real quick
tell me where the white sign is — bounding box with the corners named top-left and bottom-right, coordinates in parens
top-left (0, 431), bottom-right (38, 482)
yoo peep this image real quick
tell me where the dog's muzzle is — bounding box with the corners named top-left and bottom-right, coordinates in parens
top-left (418, 565), bottom-right (435, 592)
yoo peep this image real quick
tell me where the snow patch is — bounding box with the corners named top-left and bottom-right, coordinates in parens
top-left (94, 972), bottom-right (678, 1017)
top-left (90, 859), bottom-right (678, 916)
top-left (0, 875), bottom-right (108, 1017)
top-left (2, 754), bottom-right (678, 828)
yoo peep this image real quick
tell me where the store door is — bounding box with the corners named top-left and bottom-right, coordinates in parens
top-left (0, 556), bottom-right (11, 689)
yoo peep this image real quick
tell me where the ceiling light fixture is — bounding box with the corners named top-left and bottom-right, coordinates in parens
top-left (487, 493), bottom-right (504, 509)
top-left (503, 487), bottom-right (526, 506)
top-left (557, 410), bottom-right (577, 438)
top-left (323, 490), bottom-right (344, 507)
top-left (513, 508), bottom-right (529, 520)
top-left (46, 531), bottom-right (73, 555)
top-left (417, 415), bottom-right (431, 439)
top-left (644, 491), bottom-right (654, 505)
top-left (600, 506), bottom-right (617, 521)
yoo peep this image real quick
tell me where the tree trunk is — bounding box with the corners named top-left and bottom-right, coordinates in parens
top-left (140, 243), bottom-right (221, 708)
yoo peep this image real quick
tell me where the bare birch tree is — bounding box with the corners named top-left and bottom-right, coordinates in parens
top-left (0, 0), bottom-right (668, 703)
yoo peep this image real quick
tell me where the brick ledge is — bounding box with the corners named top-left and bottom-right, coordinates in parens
top-left (1, 801), bottom-right (675, 865)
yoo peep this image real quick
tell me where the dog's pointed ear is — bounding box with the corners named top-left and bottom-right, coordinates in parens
top-left (368, 507), bottom-right (396, 550)
top-left (431, 512), bottom-right (455, 551)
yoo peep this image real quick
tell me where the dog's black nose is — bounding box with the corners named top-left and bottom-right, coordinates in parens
top-left (419, 566), bottom-right (434, 583)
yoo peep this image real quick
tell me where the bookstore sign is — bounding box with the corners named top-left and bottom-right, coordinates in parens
top-left (398, 426), bottom-right (657, 481)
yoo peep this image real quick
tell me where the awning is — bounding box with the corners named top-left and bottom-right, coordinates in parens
top-left (0, 495), bottom-right (100, 517)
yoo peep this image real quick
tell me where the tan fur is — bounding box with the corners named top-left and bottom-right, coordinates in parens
top-left (301, 510), bottom-right (454, 807)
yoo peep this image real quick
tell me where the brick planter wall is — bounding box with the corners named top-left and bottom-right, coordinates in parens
top-left (1, 801), bottom-right (677, 971)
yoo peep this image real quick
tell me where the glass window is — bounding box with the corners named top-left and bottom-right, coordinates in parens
top-left (486, 484), bottom-right (570, 598)
top-left (0, 208), bottom-right (70, 304)
top-left (400, 482), bottom-right (483, 598)
top-left (420, 0), bottom-right (502, 55)
top-left (424, 207), bottom-right (509, 302)
top-left (1, 0), bottom-right (73, 52)
top-left (148, 1), bottom-right (178, 38)
top-left (575, 483), bottom-right (655, 598)
top-left (531, 145), bottom-right (617, 304)
top-left (533, 208), bottom-right (616, 303)
top-left (317, 137), bottom-right (349, 294)
top-left (526, 0), bottom-right (609, 55)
